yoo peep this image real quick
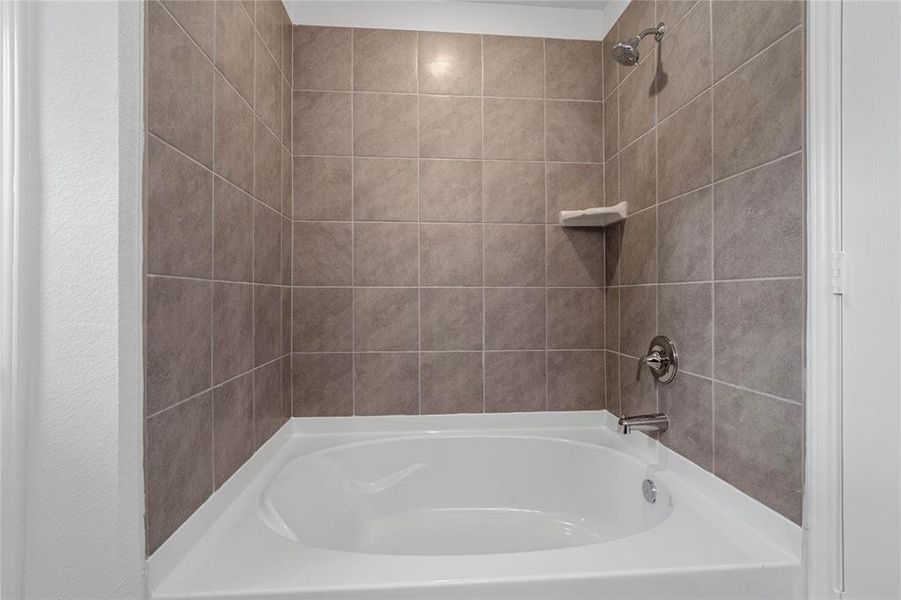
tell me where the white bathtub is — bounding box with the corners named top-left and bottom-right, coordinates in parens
top-left (150, 411), bottom-right (802, 599)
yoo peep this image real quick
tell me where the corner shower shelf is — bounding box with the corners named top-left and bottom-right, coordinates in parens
top-left (559, 201), bottom-right (628, 228)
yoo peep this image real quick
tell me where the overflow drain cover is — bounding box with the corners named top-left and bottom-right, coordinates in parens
top-left (642, 479), bottom-right (657, 504)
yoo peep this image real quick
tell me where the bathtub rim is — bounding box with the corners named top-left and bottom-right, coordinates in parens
top-left (148, 410), bottom-right (802, 592)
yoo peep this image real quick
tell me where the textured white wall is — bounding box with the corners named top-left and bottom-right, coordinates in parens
top-left (18, 1), bottom-right (145, 598)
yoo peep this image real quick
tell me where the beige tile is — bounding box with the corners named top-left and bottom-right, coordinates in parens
top-left (604, 221), bottom-right (621, 286)
top-left (546, 101), bottom-right (603, 162)
top-left (420, 352), bottom-right (483, 415)
top-left (281, 286), bottom-right (291, 351)
top-left (485, 351), bottom-right (546, 412)
top-left (605, 351), bottom-right (620, 414)
top-left (354, 223), bottom-right (419, 286)
top-left (353, 29), bottom-right (418, 92)
top-left (254, 34), bottom-right (281, 134)
top-left (292, 222), bottom-right (353, 286)
top-left (605, 288), bottom-right (619, 351)
top-left (419, 32), bottom-right (482, 95)
top-left (212, 282), bottom-right (253, 383)
top-left (145, 393), bottom-right (212, 553)
top-left (619, 129), bottom-right (656, 214)
top-left (420, 160), bottom-right (482, 222)
top-left (253, 284), bottom-right (282, 365)
top-left (619, 207), bottom-right (657, 285)
top-left (293, 26), bottom-right (352, 91)
top-left (354, 353), bottom-right (419, 415)
top-left (213, 178), bottom-right (253, 281)
top-left (281, 76), bottom-right (292, 146)
top-left (483, 98), bottom-right (545, 161)
top-left (254, 118), bottom-right (281, 211)
top-left (145, 277), bottom-right (212, 414)
top-left (253, 202), bottom-right (281, 284)
top-left (658, 0), bottom-right (699, 27)
top-left (657, 186), bottom-right (712, 283)
top-left (545, 39), bottom-right (603, 100)
top-left (353, 158), bottom-right (419, 221)
top-left (602, 25), bottom-right (620, 99)
top-left (292, 288), bottom-right (353, 352)
top-left (146, 137), bottom-right (212, 278)
top-left (482, 35), bottom-right (544, 98)
top-left (419, 95), bottom-right (482, 159)
top-left (213, 0), bottom-right (254, 103)
top-left (620, 356), bottom-right (657, 416)
top-left (484, 288), bottom-right (546, 350)
top-left (293, 91), bottom-right (352, 156)
top-left (483, 161), bottom-right (545, 224)
top-left (355, 288), bottom-right (419, 351)
top-left (254, 1), bottom-right (284, 70)
top-left (712, 30), bottom-right (803, 179)
top-left (657, 91), bottom-right (712, 202)
top-left (714, 279), bottom-right (803, 401)
top-left (253, 360), bottom-right (286, 448)
top-left (714, 154), bottom-right (804, 279)
top-left (353, 93), bottom-right (418, 157)
top-left (658, 282), bottom-right (712, 376)
top-left (148, 1), bottom-right (214, 166)
top-left (656, 0), bottom-right (711, 119)
top-left (712, 0), bottom-right (802, 82)
top-left (617, 0), bottom-right (656, 66)
top-left (420, 224), bottom-right (482, 286)
top-left (605, 155), bottom-right (620, 207)
top-left (420, 288), bottom-right (483, 351)
top-left (292, 353), bottom-right (353, 417)
top-left (292, 156), bottom-right (352, 220)
top-left (282, 9), bottom-right (293, 80)
top-left (162, 0), bottom-right (213, 57)
top-left (548, 288), bottom-right (604, 349)
top-left (714, 384), bottom-right (803, 523)
top-left (619, 284), bottom-right (656, 358)
top-left (484, 224), bottom-right (545, 286)
top-left (659, 373), bottom-right (713, 470)
top-left (212, 373), bottom-right (254, 488)
top-left (618, 46), bottom-right (657, 147)
top-left (547, 351), bottom-right (604, 411)
top-left (604, 92), bottom-right (618, 160)
top-left (546, 163), bottom-right (604, 223)
top-left (214, 73), bottom-right (253, 193)
top-left (281, 149), bottom-right (292, 217)
top-left (546, 225), bottom-right (604, 287)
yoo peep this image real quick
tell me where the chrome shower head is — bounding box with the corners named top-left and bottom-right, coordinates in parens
top-left (611, 22), bottom-right (665, 66)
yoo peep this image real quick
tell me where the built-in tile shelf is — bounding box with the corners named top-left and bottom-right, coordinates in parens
top-left (559, 201), bottom-right (628, 227)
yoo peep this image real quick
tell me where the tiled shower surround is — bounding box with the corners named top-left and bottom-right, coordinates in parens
top-left (143, 0), bottom-right (806, 555)
top-left (144, 0), bottom-right (293, 553)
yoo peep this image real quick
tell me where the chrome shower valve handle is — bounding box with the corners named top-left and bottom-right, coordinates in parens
top-left (635, 336), bottom-right (679, 384)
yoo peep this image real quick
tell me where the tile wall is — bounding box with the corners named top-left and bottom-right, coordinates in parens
top-left (144, 0), bottom-right (293, 554)
top-left (290, 27), bottom-right (609, 417)
top-left (603, 0), bottom-right (805, 523)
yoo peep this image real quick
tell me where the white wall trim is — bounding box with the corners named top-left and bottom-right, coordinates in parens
top-left (804, 0), bottom-right (844, 597)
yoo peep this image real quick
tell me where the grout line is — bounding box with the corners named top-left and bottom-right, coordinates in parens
top-left (350, 27), bottom-right (356, 417)
top-left (708, 0), bottom-right (717, 475)
top-left (480, 33), bottom-right (487, 414)
top-left (415, 31), bottom-right (422, 417)
top-left (543, 36), bottom-right (549, 412)
top-left (293, 154), bottom-right (603, 166)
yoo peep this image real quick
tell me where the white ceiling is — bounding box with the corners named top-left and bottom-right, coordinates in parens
top-left (461, 0), bottom-right (608, 10)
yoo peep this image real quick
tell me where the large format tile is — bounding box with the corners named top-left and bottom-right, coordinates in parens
top-left (354, 223), bottom-right (419, 286)
top-left (419, 95), bottom-right (482, 159)
top-left (482, 35), bottom-right (544, 98)
top-left (354, 353), bottom-right (419, 415)
top-left (420, 352), bottom-right (483, 415)
top-left (214, 73), bottom-right (253, 193)
top-left (485, 351), bottom-right (546, 412)
top-left (254, 34), bottom-right (281, 134)
top-left (620, 354), bottom-right (657, 416)
top-left (293, 26), bottom-right (352, 91)
top-left (146, 277), bottom-right (211, 414)
top-left (253, 360), bottom-right (285, 448)
top-left (546, 101), bottom-right (603, 162)
top-left (213, 0), bottom-right (254, 103)
top-left (713, 30), bottom-right (803, 179)
top-left (292, 353), bottom-right (353, 417)
top-left (292, 288), bottom-right (353, 352)
top-left (545, 39), bottom-right (603, 100)
top-left (483, 98), bottom-right (545, 161)
top-left (656, 0), bottom-right (711, 119)
top-left (714, 384), bottom-right (803, 523)
top-left (605, 288), bottom-right (619, 351)
top-left (420, 224), bottom-right (483, 286)
top-left (483, 162), bottom-right (545, 224)
top-left (714, 279), bottom-right (803, 401)
top-left (293, 157), bottom-right (352, 220)
top-left (657, 186), bottom-right (712, 283)
top-left (712, 0), bottom-right (803, 82)
top-left (484, 288), bottom-right (546, 350)
top-left (213, 178), bottom-right (253, 282)
top-left (605, 351), bottom-right (620, 414)
top-left (253, 202), bottom-right (281, 285)
top-left (618, 206), bottom-right (657, 285)
top-left (617, 46), bottom-right (657, 147)
top-left (547, 351), bottom-right (604, 411)
top-left (420, 288), bottom-right (483, 351)
top-left (619, 284), bottom-right (656, 358)
top-left (162, 0), bottom-right (213, 57)
top-left (714, 154), bottom-right (804, 279)
top-left (546, 226), bottom-right (604, 287)
top-left (212, 282), bottom-right (253, 384)
top-left (254, 118), bottom-right (282, 211)
top-left (420, 160), bottom-right (482, 222)
top-left (419, 32), bottom-right (482, 96)
top-left (548, 289), bottom-right (604, 349)
top-left (484, 224), bottom-right (545, 287)
top-left (354, 288), bottom-right (419, 351)
top-left (353, 93), bottom-right (418, 157)
top-left (657, 91), bottom-right (712, 202)
top-left (293, 91), bottom-right (352, 156)
top-left (146, 137), bottom-right (212, 278)
top-left (353, 158), bottom-right (419, 221)
top-left (619, 131), bottom-right (656, 214)
top-left (145, 393), bottom-right (212, 554)
top-left (292, 222), bottom-right (353, 286)
top-left (546, 163), bottom-right (603, 222)
top-left (353, 29), bottom-right (418, 93)
top-left (212, 373), bottom-right (254, 488)
top-left (254, 1), bottom-right (285, 71)
top-left (603, 93), bottom-right (619, 161)
top-left (658, 283), bottom-right (712, 378)
top-left (602, 25), bottom-right (620, 99)
top-left (659, 373), bottom-right (713, 470)
top-left (254, 284), bottom-right (282, 365)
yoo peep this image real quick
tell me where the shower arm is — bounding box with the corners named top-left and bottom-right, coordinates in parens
top-left (635, 23), bottom-right (665, 44)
